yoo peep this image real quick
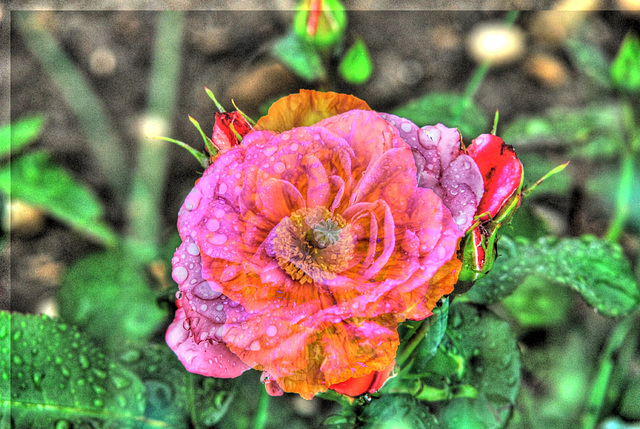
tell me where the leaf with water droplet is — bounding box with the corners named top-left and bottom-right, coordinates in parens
top-left (357, 394), bottom-right (438, 428)
top-left (0, 312), bottom-right (146, 427)
top-left (58, 247), bottom-right (166, 350)
top-left (466, 235), bottom-right (640, 317)
top-left (420, 303), bottom-right (521, 428)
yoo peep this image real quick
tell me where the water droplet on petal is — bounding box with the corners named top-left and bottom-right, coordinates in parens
top-left (264, 146), bottom-right (277, 156)
top-left (184, 188), bottom-right (202, 210)
top-left (206, 218), bottom-right (220, 232)
top-left (209, 234), bottom-right (227, 245)
top-left (218, 183), bottom-right (228, 194)
top-left (266, 325), bottom-right (278, 337)
top-left (249, 340), bottom-right (261, 351)
top-left (274, 162), bottom-right (286, 174)
top-left (172, 266), bottom-right (188, 283)
top-left (186, 242), bottom-right (200, 256)
top-left (400, 122), bottom-right (412, 133)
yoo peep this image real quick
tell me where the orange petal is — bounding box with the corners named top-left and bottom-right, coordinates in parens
top-left (255, 89), bottom-right (371, 132)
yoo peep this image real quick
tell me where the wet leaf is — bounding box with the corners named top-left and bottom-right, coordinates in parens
top-left (338, 38), bottom-right (373, 85)
top-left (272, 30), bottom-right (326, 82)
top-left (118, 343), bottom-right (189, 428)
top-left (610, 32), bottom-right (640, 93)
top-left (0, 312), bottom-right (146, 427)
top-left (0, 151), bottom-right (117, 246)
top-left (501, 275), bottom-right (572, 328)
top-left (501, 104), bottom-right (624, 160)
top-left (466, 236), bottom-right (640, 317)
top-left (391, 93), bottom-right (489, 140)
top-left (358, 394), bottom-right (439, 428)
top-left (0, 115), bottom-right (45, 158)
top-left (436, 303), bottom-right (521, 429)
top-left (58, 248), bottom-right (166, 350)
top-left (400, 297), bottom-right (450, 373)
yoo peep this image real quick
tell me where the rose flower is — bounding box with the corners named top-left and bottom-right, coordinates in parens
top-left (166, 90), bottom-right (523, 399)
top-left (166, 90), bottom-right (467, 399)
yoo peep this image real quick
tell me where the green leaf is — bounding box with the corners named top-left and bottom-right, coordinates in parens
top-left (466, 235), bottom-right (640, 317)
top-left (501, 275), bottom-right (572, 328)
top-left (566, 37), bottom-right (613, 90)
top-left (436, 303), bottom-right (521, 429)
top-left (501, 103), bottom-right (625, 160)
top-left (391, 93), bottom-right (489, 140)
top-left (610, 32), bottom-right (640, 93)
top-left (338, 38), bottom-right (373, 85)
top-left (0, 151), bottom-right (117, 246)
top-left (272, 31), bottom-right (326, 82)
top-left (399, 298), bottom-right (450, 373)
top-left (0, 115), bottom-right (45, 158)
top-left (58, 248), bottom-right (166, 349)
top-left (358, 394), bottom-right (439, 428)
top-left (0, 312), bottom-right (146, 427)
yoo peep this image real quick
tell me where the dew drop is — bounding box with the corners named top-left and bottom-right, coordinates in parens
top-left (209, 234), bottom-right (228, 245)
top-left (249, 340), bottom-right (261, 351)
top-left (264, 146), bottom-right (277, 156)
top-left (400, 122), bottom-right (412, 133)
top-left (184, 188), bottom-right (202, 211)
top-left (186, 242), bottom-right (200, 256)
top-left (60, 365), bottom-right (71, 378)
top-left (172, 266), bottom-right (188, 283)
top-left (266, 325), bottom-right (278, 337)
top-left (79, 354), bottom-right (90, 369)
top-left (218, 183), bottom-right (228, 194)
top-left (206, 218), bottom-right (220, 232)
top-left (214, 208), bottom-right (226, 218)
top-left (93, 398), bottom-right (104, 408)
top-left (12, 355), bottom-right (23, 366)
top-left (32, 371), bottom-right (43, 389)
top-left (274, 162), bottom-right (286, 174)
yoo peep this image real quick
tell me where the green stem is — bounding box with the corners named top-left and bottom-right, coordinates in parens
top-left (604, 151), bottom-right (634, 243)
top-left (452, 10), bottom-right (520, 125)
top-left (187, 375), bottom-right (203, 429)
top-left (580, 314), bottom-right (636, 429)
top-left (252, 387), bottom-right (270, 429)
top-left (126, 11), bottom-right (185, 254)
top-left (396, 317), bottom-right (435, 368)
top-left (14, 12), bottom-right (128, 196)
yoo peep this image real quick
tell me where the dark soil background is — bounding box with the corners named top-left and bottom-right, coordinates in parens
top-left (3, 4), bottom-right (639, 317)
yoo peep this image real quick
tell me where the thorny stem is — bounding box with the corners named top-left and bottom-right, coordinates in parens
top-left (252, 387), bottom-right (270, 429)
top-left (580, 314), bottom-right (637, 429)
top-left (452, 10), bottom-right (520, 126)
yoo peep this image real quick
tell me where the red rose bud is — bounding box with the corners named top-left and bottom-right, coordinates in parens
top-left (211, 111), bottom-right (252, 154)
top-left (457, 134), bottom-right (523, 285)
top-left (467, 134), bottom-right (524, 223)
top-left (329, 361), bottom-right (395, 397)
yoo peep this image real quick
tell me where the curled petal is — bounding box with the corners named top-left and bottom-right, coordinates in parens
top-left (467, 134), bottom-right (524, 220)
top-left (256, 89), bottom-right (371, 132)
top-left (166, 308), bottom-right (250, 378)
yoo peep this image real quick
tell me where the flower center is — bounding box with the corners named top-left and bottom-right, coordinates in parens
top-left (270, 207), bottom-right (354, 284)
